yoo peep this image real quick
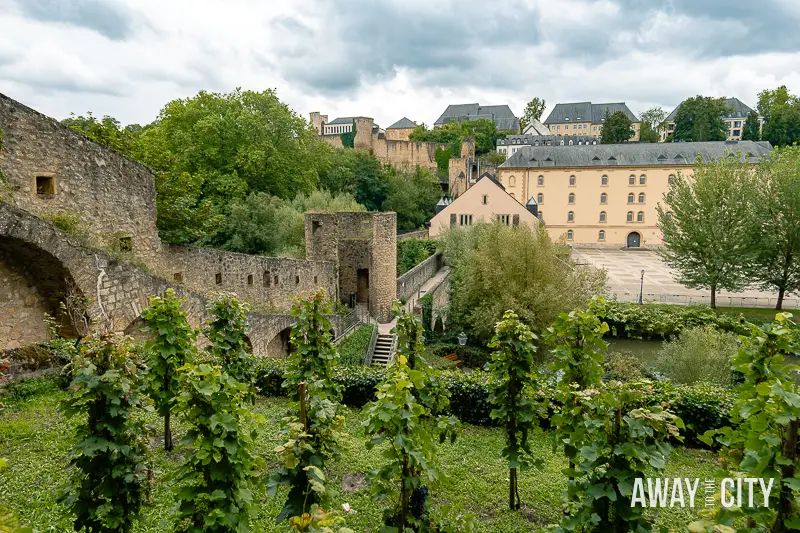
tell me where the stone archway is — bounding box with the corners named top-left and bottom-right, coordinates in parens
top-left (0, 235), bottom-right (85, 347)
top-left (266, 326), bottom-right (293, 357)
top-left (626, 231), bottom-right (641, 249)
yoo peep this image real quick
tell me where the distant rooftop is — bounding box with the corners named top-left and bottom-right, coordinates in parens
top-left (387, 117), bottom-right (418, 130)
top-left (434, 103), bottom-right (520, 132)
top-left (498, 134), bottom-right (598, 146)
top-left (665, 97), bottom-right (755, 122)
top-left (327, 117), bottom-right (354, 125)
top-left (499, 140), bottom-right (773, 169)
top-left (544, 102), bottom-right (639, 125)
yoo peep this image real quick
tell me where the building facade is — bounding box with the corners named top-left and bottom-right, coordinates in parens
top-left (386, 117), bottom-right (418, 141)
top-left (543, 102), bottom-right (641, 141)
top-left (497, 134), bottom-right (597, 159)
top-left (429, 175), bottom-right (539, 237)
top-left (434, 103), bottom-right (520, 132)
top-left (662, 97), bottom-right (756, 141)
top-left (496, 141), bottom-right (772, 248)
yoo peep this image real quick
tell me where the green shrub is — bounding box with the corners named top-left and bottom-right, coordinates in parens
top-left (337, 325), bottom-right (373, 366)
top-left (603, 351), bottom-right (646, 382)
top-left (254, 359), bottom-right (731, 445)
top-left (0, 375), bottom-right (61, 403)
top-left (425, 342), bottom-right (491, 369)
top-left (651, 326), bottom-right (738, 386)
top-left (397, 238), bottom-right (437, 275)
top-left (599, 301), bottom-right (752, 340)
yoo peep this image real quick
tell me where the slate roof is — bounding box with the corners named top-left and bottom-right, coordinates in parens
top-left (544, 102), bottom-right (639, 125)
top-left (387, 117), bottom-right (417, 129)
top-left (434, 103), bottom-right (520, 131)
top-left (498, 134), bottom-right (597, 146)
top-left (499, 140), bottom-right (773, 169)
top-left (327, 117), bottom-right (354, 125)
top-left (665, 97), bottom-right (755, 122)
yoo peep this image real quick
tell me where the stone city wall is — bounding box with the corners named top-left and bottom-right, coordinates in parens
top-left (164, 245), bottom-right (337, 312)
top-left (396, 252), bottom-right (443, 303)
top-left (369, 212), bottom-right (397, 322)
top-left (0, 93), bottom-right (162, 264)
top-left (428, 269), bottom-right (450, 330)
top-left (397, 229), bottom-right (430, 241)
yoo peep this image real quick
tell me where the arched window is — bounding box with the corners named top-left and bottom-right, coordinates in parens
top-left (628, 193), bottom-right (635, 203)
top-left (637, 211), bottom-right (644, 222)
top-left (538, 175), bottom-right (544, 186)
top-left (567, 211), bottom-right (575, 222)
top-left (599, 211), bottom-right (607, 223)
top-left (569, 140), bottom-right (574, 146)
top-left (668, 174), bottom-right (676, 184)
top-left (567, 230), bottom-right (574, 240)
top-left (627, 211), bottom-right (633, 222)
top-left (601, 175), bottom-right (608, 186)
top-left (638, 192), bottom-right (645, 203)
top-left (568, 193), bottom-right (575, 204)
top-left (629, 175), bottom-right (635, 185)
top-left (510, 176), bottom-right (516, 187)
top-left (600, 193), bottom-right (607, 204)
top-left (537, 193), bottom-right (543, 204)
top-left (598, 230), bottom-right (605, 241)
top-left (569, 175), bottom-right (576, 186)
top-left (639, 174), bottom-right (647, 185)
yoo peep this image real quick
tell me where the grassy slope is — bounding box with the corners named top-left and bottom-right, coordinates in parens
top-left (0, 390), bottom-right (719, 533)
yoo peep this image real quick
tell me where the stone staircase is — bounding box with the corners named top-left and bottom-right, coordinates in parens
top-left (371, 333), bottom-right (396, 366)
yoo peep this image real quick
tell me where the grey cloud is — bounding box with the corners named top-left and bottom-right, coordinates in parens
top-left (14, 0), bottom-right (135, 40)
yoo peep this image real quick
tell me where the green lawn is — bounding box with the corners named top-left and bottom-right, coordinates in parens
top-left (0, 387), bottom-right (720, 532)
top-left (715, 306), bottom-right (798, 323)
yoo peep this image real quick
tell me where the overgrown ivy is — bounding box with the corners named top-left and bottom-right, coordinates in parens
top-left (141, 288), bottom-right (196, 451)
top-left (58, 334), bottom-right (149, 533)
top-left (268, 290), bottom-right (345, 523)
top-left (487, 310), bottom-right (545, 511)
top-left (340, 120), bottom-right (356, 148)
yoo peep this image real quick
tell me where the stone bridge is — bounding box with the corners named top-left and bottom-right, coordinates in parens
top-left (0, 202), bottom-right (327, 354)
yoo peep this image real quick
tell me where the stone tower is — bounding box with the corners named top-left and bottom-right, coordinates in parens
top-left (353, 117), bottom-right (374, 151)
top-left (309, 112), bottom-right (328, 134)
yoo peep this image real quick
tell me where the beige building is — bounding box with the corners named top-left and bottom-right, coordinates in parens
top-left (544, 102), bottom-right (641, 141)
top-left (386, 117), bottom-right (418, 140)
top-left (497, 141), bottom-right (772, 248)
top-left (429, 174), bottom-right (539, 237)
top-left (661, 97), bottom-right (757, 141)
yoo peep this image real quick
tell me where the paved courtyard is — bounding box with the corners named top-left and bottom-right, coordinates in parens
top-left (572, 248), bottom-right (800, 309)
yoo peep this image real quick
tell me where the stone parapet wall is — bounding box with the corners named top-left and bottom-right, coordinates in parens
top-left (397, 229), bottom-right (430, 241)
top-left (428, 269), bottom-right (450, 330)
top-left (397, 252), bottom-right (443, 302)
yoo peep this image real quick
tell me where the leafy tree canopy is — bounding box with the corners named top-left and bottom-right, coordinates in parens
top-left (758, 86), bottom-right (800, 147)
top-left (599, 110), bottom-right (634, 144)
top-left (520, 97), bottom-right (546, 131)
top-left (673, 96), bottom-right (731, 142)
top-left (741, 110), bottom-right (761, 141)
top-left (409, 119), bottom-right (501, 155)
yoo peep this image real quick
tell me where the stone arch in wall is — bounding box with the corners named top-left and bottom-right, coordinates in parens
top-left (266, 326), bottom-right (293, 357)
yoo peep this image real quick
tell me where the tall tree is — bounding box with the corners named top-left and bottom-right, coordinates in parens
top-left (599, 110), bottom-right (634, 144)
top-left (657, 153), bottom-right (757, 308)
top-left (383, 166), bottom-right (442, 231)
top-left (672, 96), bottom-right (731, 142)
top-left (639, 106), bottom-right (667, 143)
top-left (758, 86), bottom-right (800, 147)
top-left (520, 97), bottom-right (546, 131)
top-left (749, 146), bottom-right (800, 309)
top-left (741, 110), bottom-right (761, 141)
top-left (62, 112), bottom-right (141, 157)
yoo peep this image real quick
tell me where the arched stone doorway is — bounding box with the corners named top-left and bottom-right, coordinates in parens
top-left (0, 236), bottom-right (84, 347)
top-left (266, 327), bottom-right (293, 357)
top-left (626, 232), bottom-right (641, 249)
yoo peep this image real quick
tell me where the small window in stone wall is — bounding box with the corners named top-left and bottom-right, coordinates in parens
top-left (173, 272), bottom-right (183, 283)
top-left (118, 236), bottom-right (132, 252)
top-left (247, 274), bottom-right (253, 285)
top-left (36, 175), bottom-right (55, 195)
top-left (312, 220), bottom-right (322, 234)
top-left (263, 271), bottom-right (271, 287)
top-left (215, 273), bottom-right (222, 285)
top-left (314, 275), bottom-right (318, 284)
top-left (274, 275), bottom-right (279, 286)
top-left (295, 275), bottom-right (300, 285)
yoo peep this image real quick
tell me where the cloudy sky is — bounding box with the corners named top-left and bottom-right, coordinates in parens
top-left (1, 0), bottom-right (800, 128)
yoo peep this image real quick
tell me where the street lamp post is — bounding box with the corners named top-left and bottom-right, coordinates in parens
top-left (457, 332), bottom-right (467, 364)
top-left (638, 269), bottom-right (645, 304)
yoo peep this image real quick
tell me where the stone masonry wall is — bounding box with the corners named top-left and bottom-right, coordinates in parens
top-left (396, 251), bottom-right (443, 302)
top-left (0, 258), bottom-right (50, 348)
top-left (370, 212), bottom-right (397, 322)
top-left (428, 270), bottom-right (450, 330)
top-left (164, 245), bottom-right (337, 312)
top-left (397, 229), bottom-right (430, 241)
top-left (0, 93), bottom-right (162, 264)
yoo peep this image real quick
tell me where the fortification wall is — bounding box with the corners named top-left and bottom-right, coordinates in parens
top-left (397, 252), bottom-right (443, 302)
top-left (164, 245), bottom-right (337, 311)
top-left (0, 93), bottom-right (162, 264)
top-left (0, 257), bottom-right (50, 348)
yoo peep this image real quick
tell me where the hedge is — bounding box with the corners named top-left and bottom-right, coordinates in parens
top-left (255, 359), bottom-right (734, 446)
top-left (337, 325), bottom-right (374, 366)
top-left (599, 301), bottom-right (753, 340)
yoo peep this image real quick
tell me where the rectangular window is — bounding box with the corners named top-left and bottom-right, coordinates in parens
top-left (459, 214), bottom-right (473, 226)
top-left (481, 195), bottom-right (488, 205)
top-left (733, 129), bottom-right (741, 136)
top-left (36, 175), bottom-right (55, 195)
top-left (215, 273), bottom-right (222, 285)
top-left (497, 214), bottom-right (511, 225)
top-left (247, 274), bottom-right (253, 285)
top-left (173, 272), bottom-right (183, 283)
top-left (118, 236), bottom-right (132, 252)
